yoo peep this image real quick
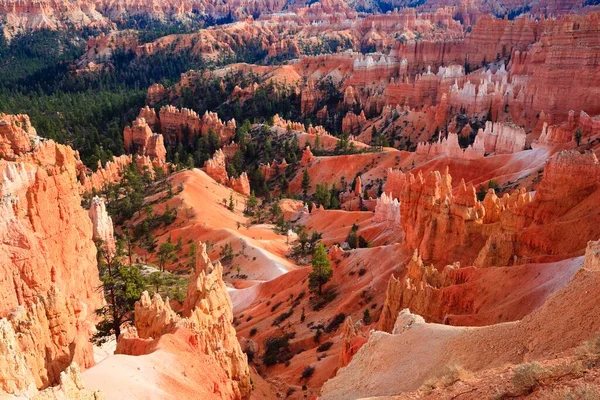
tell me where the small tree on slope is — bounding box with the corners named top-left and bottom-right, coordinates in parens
top-left (309, 243), bottom-right (333, 296)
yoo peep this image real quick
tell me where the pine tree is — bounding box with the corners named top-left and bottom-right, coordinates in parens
top-left (302, 169), bottom-right (311, 200)
top-left (309, 243), bottom-right (333, 296)
top-left (575, 128), bottom-right (583, 146)
top-left (93, 239), bottom-right (145, 342)
top-left (228, 192), bottom-right (235, 211)
top-left (157, 241), bottom-right (176, 272)
top-left (245, 191), bottom-right (258, 215)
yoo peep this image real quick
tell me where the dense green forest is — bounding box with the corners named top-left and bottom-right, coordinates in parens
top-left (0, 30), bottom-right (209, 167)
top-left (0, 25), bottom-right (353, 169)
top-left (0, 28), bottom-right (303, 168)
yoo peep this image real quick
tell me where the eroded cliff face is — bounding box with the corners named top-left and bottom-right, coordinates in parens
top-left (0, 117), bottom-right (104, 395)
top-left (123, 117), bottom-right (167, 165)
top-left (117, 242), bottom-right (251, 399)
top-left (205, 149), bottom-right (251, 196)
top-left (0, 113), bottom-right (39, 160)
top-left (0, 0), bottom-right (290, 38)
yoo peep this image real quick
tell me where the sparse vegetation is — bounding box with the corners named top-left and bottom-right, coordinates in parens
top-left (325, 313), bottom-right (346, 333)
top-left (262, 334), bottom-right (294, 366)
top-left (511, 362), bottom-right (547, 395)
top-left (301, 366), bottom-right (315, 380)
top-left (317, 341), bottom-right (333, 352)
top-left (272, 308), bottom-right (294, 326)
top-left (421, 364), bottom-right (471, 392)
top-left (363, 309), bottom-right (372, 325)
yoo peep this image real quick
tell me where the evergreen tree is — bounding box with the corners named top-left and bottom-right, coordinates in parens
top-left (228, 192), bottom-right (235, 211)
top-left (314, 183), bottom-right (331, 209)
top-left (157, 241), bottom-right (176, 272)
top-left (309, 243), bottom-right (333, 296)
top-left (93, 239), bottom-right (145, 342)
top-left (575, 127), bottom-right (583, 146)
top-left (245, 191), bottom-right (259, 215)
top-left (302, 169), bottom-right (311, 200)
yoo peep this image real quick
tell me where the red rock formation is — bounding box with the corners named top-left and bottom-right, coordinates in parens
top-left (416, 131), bottom-right (485, 160)
top-left (535, 150), bottom-right (600, 201)
top-left (585, 240), bottom-right (600, 271)
top-left (205, 150), bottom-right (250, 195)
top-left (0, 113), bottom-right (39, 160)
top-left (229, 172), bottom-right (251, 196)
top-left (205, 149), bottom-right (228, 184)
top-left (123, 117), bottom-right (167, 164)
top-left (155, 105), bottom-right (235, 144)
top-left (259, 159), bottom-right (288, 181)
top-left (79, 155), bottom-right (132, 193)
top-left (354, 175), bottom-right (363, 196)
top-left (137, 105), bottom-right (159, 128)
top-left (342, 111), bottom-right (367, 136)
top-left (509, 13), bottom-right (600, 122)
top-left (383, 168), bottom-right (407, 201)
top-left (398, 168), bottom-right (486, 263)
top-left (159, 105), bottom-right (202, 142)
top-left (340, 316), bottom-right (368, 368)
top-left (0, 118), bottom-right (104, 394)
top-left (378, 250), bottom-right (468, 331)
top-left (301, 146), bottom-right (316, 165)
top-left (146, 83), bottom-right (166, 105)
top-left (201, 111), bottom-right (236, 143)
top-left (534, 110), bottom-right (600, 148)
top-left (118, 242), bottom-right (251, 399)
top-left (223, 141), bottom-right (241, 159)
top-left (478, 121), bottom-right (526, 154)
top-left (272, 114), bottom-right (305, 132)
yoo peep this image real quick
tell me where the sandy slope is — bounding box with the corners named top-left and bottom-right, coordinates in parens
top-left (321, 258), bottom-right (600, 399)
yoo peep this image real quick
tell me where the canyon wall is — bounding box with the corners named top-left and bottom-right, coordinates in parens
top-left (0, 116), bottom-right (104, 395)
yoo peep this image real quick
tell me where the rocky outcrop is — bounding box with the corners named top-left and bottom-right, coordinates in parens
top-left (201, 111), bottom-right (236, 143)
top-left (584, 240), bottom-right (600, 271)
top-left (398, 168), bottom-right (486, 263)
top-left (222, 141), bottom-right (241, 159)
top-left (159, 105), bottom-right (202, 142)
top-left (342, 111), bottom-right (368, 136)
top-left (301, 146), bottom-right (316, 165)
top-left (383, 168), bottom-right (406, 201)
top-left (146, 83), bottom-right (166, 105)
top-left (0, 117), bottom-right (104, 395)
top-left (535, 150), bottom-right (600, 201)
top-left (33, 363), bottom-right (104, 400)
top-left (205, 150), bottom-right (250, 196)
top-left (259, 159), bottom-right (288, 181)
top-left (205, 149), bottom-right (228, 184)
top-left (272, 114), bottom-right (305, 132)
top-left (340, 316), bottom-right (367, 368)
top-left (373, 192), bottom-right (401, 228)
top-left (88, 196), bottom-right (115, 254)
top-left (228, 173), bottom-right (251, 196)
top-left (416, 132), bottom-right (485, 160)
top-left (415, 121), bottom-right (525, 160)
top-left (79, 155), bottom-right (131, 193)
top-left (0, 113), bottom-right (39, 160)
top-left (156, 106), bottom-right (235, 144)
top-left (478, 121), bottom-right (526, 154)
top-left (123, 117), bottom-right (167, 164)
top-left (378, 250), bottom-right (470, 331)
top-left (120, 242), bottom-right (251, 399)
